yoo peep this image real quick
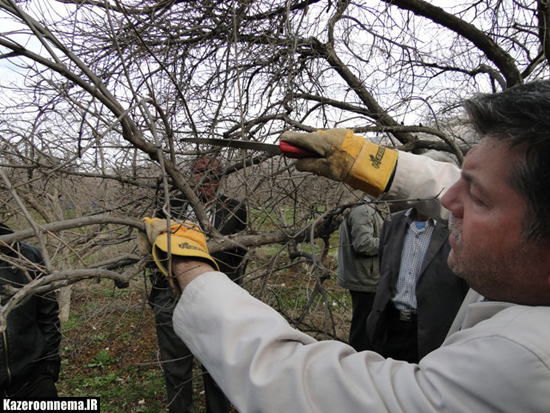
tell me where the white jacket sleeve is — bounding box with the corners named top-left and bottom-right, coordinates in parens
top-left (174, 272), bottom-right (431, 413)
top-left (174, 273), bottom-right (550, 413)
top-left (387, 151), bottom-right (461, 222)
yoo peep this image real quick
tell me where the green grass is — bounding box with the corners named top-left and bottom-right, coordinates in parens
top-left (56, 278), bottom-right (226, 412)
top-left (57, 279), bottom-right (169, 412)
top-left (60, 365), bottom-right (167, 413)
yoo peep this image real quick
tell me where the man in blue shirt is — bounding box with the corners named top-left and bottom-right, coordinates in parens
top-left (367, 208), bottom-right (469, 362)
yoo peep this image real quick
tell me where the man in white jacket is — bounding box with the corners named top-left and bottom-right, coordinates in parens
top-left (140, 80), bottom-right (550, 412)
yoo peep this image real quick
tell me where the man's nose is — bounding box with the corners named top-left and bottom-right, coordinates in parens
top-left (441, 181), bottom-right (464, 218)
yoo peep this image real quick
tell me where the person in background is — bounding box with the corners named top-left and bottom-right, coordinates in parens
top-left (148, 156), bottom-right (247, 413)
top-left (140, 80), bottom-right (550, 412)
top-left (367, 206), bottom-right (469, 362)
top-left (337, 198), bottom-right (387, 351)
top-left (366, 151), bottom-right (468, 362)
top-left (0, 223), bottom-right (61, 397)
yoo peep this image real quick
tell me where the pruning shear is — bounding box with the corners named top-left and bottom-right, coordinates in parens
top-left (181, 138), bottom-right (318, 159)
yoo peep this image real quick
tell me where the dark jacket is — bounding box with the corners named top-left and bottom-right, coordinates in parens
top-left (367, 209), bottom-right (469, 360)
top-left (210, 195), bottom-right (248, 282)
top-left (0, 226), bottom-right (61, 394)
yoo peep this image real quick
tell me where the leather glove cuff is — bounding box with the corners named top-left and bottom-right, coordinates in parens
top-left (345, 140), bottom-right (398, 196)
top-left (152, 228), bottom-right (219, 277)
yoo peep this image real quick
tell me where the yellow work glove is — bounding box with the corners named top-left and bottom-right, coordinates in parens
top-left (138, 218), bottom-right (219, 292)
top-left (280, 129), bottom-right (398, 196)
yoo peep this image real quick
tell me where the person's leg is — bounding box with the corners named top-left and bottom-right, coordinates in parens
top-left (348, 291), bottom-right (376, 351)
top-left (376, 304), bottom-right (419, 363)
top-left (151, 286), bottom-right (196, 413)
top-left (201, 365), bottom-right (232, 413)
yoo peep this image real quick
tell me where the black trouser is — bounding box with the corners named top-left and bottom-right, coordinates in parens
top-left (375, 304), bottom-right (419, 363)
top-left (150, 282), bottom-right (231, 413)
top-left (348, 291), bottom-right (376, 352)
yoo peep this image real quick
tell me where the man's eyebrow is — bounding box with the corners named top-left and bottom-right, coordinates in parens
top-left (461, 170), bottom-right (473, 183)
top-left (461, 170), bottom-right (489, 195)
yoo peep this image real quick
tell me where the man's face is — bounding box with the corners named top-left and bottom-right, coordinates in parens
top-left (192, 158), bottom-right (220, 202)
top-left (441, 138), bottom-right (550, 304)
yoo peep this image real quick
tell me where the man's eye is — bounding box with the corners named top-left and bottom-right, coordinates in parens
top-left (469, 191), bottom-right (485, 206)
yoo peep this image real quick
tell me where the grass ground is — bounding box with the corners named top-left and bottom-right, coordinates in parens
top-left (56, 242), bottom-right (351, 412)
top-left (57, 280), bottom-right (171, 412)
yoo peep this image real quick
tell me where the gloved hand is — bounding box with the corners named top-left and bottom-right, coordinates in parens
top-left (138, 218), bottom-right (219, 281)
top-left (281, 129), bottom-right (398, 196)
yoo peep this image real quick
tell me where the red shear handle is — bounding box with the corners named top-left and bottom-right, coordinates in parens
top-left (279, 141), bottom-right (319, 159)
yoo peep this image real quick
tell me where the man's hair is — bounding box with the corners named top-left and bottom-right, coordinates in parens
top-left (463, 80), bottom-right (550, 242)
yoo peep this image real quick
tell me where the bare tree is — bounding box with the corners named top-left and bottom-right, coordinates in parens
top-left (0, 0), bottom-right (548, 335)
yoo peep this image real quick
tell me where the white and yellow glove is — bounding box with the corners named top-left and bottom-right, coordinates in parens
top-left (281, 129), bottom-right (398, 196)
top-left (138, 218), bottom-right (219, 293)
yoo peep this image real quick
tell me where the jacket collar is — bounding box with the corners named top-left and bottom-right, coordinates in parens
top-left (405, 207), bottom-right (437, 226)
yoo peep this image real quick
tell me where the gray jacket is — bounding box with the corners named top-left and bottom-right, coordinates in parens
top-left (337, 203), bottom-right (385, 293)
